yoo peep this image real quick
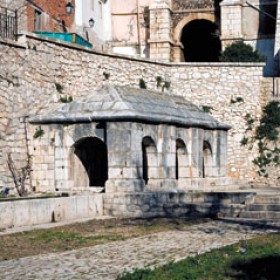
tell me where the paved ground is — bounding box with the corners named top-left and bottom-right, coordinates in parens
top-left (0, 220), bottom-right (279, 280)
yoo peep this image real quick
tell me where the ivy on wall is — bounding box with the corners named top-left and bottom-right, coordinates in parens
top-left (241, 101), bottom-right (280, 179)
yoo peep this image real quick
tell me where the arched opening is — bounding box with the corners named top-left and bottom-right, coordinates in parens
top-left (142, 136), bottom-right (157, 185)
top-left (176, 139), bottom-right (188, 180)
top-left (203, 141), bottom-right (213, 178)
top-left (72, 137), bottom-right (108, 187)
top-left (180, 19), bottom-right (221, 62)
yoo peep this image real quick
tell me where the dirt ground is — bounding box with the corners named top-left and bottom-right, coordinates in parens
top-left (0, 217), bottom-right (207, 262)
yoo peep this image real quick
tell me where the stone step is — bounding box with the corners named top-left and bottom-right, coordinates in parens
top-left (238, 211), bottom-right (280, 220)
top-left (162, 203), bottom-right (246, 218)
top-left (253, 196), bottom-right (280, 204)
top-left (217, 217), bottom-right (280, 227)
top-left (246, 204), bottom-right (280, 212)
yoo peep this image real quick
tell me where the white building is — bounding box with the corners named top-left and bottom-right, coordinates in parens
top-left (75, 0), bottom-right (112, 51)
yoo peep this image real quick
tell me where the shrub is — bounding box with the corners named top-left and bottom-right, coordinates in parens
top-left (139, 78), bottom-right (147, 89)
top-left (241, 101), bottom-right (280, 179)
top-left (220, 41), bottom-right (265, 62)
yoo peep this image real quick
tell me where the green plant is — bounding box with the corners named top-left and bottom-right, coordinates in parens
top-left (240, 136), bottom-right (249, 146)
top-left (33, 126), bottom-right (45, 139)
top-left (117, 233), bottom-right (280, 280)
top-left (230, 96), bottom-right (244, 104)
top-left (103, 72), bottom-right (110, 80)
top-left (220, 41), bottom-right (265, 62)
top-left (60, 95), bottom-right (73, 103)
top-left (156, 76), bottom-right (171, 92)
top-left (242, 101), bottom-right (280, 179)
top-left (139, 78), bottom-right (147, 89)
top-left (162, 81), bottom-right (171, 91)
top-left (156, 76), bottom-right (163, 88)
top-left (55, 83), bottom-right (64, 93)
top-left (202, 105), bottom-right (213, 114)
top-left (244, 113), bottom-right (255, 131)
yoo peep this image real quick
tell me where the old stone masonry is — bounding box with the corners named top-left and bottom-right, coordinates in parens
top-left (0, 220), bottom-right (278, 280)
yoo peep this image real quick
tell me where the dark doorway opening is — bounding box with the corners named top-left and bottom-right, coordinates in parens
top-left (181, 19), bottom-right (221, 62)
top-left (74, 137), bottom-right (108, 186)
top-left (142, 137), bottom-right (157, 185)
top-left (176, 139), bottom-right (188, 180)
top-left (203, 141), bottom-right (212, 178)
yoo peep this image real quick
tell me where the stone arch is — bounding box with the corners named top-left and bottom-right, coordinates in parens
top-left (174, 14), bottom-right (221, 62)
top-left (181, 19), bottom-right (221, 62)
top-left (69, 136), bottom-right (108, 187)
top-left (174, 13), bottom-right (215, 44)
top-left (175, 139), bottom-right (188, 180)
top-left (203, 141), bottom-right (213, 178)
top-left (142, 136), bottom-right (157, 185)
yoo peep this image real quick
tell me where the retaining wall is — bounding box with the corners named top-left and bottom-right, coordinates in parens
top-left (0, 33), bottom-right (278, 189)
top-left (103, 191), bottom-right (256, 218)
top-left (0, 194), bottom-right (103, 229)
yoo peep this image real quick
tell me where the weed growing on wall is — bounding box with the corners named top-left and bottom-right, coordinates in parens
top-left (230, 97), bottom-right (244, 104)
top-left (202, 105), bottom-right (213, 114)
top-left (139, 78), bottom-right (147, 89)
top-left (33, 126), bottom-right (45, 139)
top-left (241, 101), bottom-right (280, 179)
top-left (103, 72), bottom-right (110, 80)
top-left (156, 76), bottom-right (171, 92)
top-left (55, 82), bottom-right (64, 93)
top-left (60, 95), bottom-right (73, 103)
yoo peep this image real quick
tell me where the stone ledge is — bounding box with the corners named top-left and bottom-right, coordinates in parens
top-left (4, 32), bottom-right (265, 69)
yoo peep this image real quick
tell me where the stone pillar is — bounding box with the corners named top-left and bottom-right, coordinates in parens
top-left (105, 122), bottom-right (144, 193)
top-left (220, 0), bottom-right (243, 49)
top-left (148, 0), bottom-right (173, 62)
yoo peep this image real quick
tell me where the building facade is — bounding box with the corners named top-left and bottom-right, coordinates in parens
top-left (0, 0), bottom-right (277, 73)
top-left (0, 0), bottom-right (75, 34)
top-left (110, 0), bottom-right (277, 75)
top-left (75, 0), bottom-right (112, 51)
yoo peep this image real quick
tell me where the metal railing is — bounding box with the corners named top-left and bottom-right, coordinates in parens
top-left (0, 7), bottom-right (17, 40)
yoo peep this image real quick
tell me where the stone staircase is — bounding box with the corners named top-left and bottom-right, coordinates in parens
top-left (218, 191), bottom-right (280, 223)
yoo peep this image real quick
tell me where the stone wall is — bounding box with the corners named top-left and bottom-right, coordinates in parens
top-left (0, 33), bottom-right (277, 191)
top-left (0, 194), bottom-right (103, 229)
top-left (172, 0), bottom-right (215, 10)
top-left (103, 191), bottom-right (255, 218)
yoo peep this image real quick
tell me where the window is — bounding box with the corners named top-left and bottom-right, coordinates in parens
top-left (34, 10), bottom-right (42, 31)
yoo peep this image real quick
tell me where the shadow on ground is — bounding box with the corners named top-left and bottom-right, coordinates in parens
top-left (229, 256), bottom-right (280, 279)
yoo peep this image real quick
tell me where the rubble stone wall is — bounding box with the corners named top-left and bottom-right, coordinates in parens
top-left (0, 34), bottom-right (277, 190)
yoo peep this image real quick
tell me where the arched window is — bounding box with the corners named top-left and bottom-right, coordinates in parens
top-left (70, 137), bottom-right (108, 187)
top-left (203, 141), bottom-right (213, 178)
top-left (176, 139), bottom-right (188, 180)
top-left (180, 19), bottom-right (221, 62)
top-left (142, 137), bottom-right (157, 185)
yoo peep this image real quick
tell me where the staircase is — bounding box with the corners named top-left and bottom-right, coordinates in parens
top-left (218, 191), bottom-right (280, 224)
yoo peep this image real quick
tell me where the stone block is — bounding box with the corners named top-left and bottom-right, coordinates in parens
top-left (108, 168), bottom-right (123, 179)
top-left (122, 167), bottom-right (138, 179)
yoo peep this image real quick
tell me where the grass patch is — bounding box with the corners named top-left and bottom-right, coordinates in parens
top-left (117, 232), bottom-right (280, 280)
top-left (0, 218), bottom-right (204, 261)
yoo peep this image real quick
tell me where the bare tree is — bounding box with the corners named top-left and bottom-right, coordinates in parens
top-left (7, 152), bottom-right (31, 196)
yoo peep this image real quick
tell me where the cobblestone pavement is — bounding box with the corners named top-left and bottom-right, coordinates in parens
top-left (0, 220), bottom-right (279, 280)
